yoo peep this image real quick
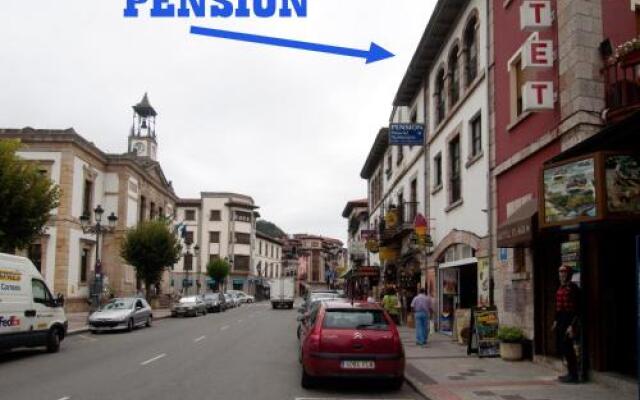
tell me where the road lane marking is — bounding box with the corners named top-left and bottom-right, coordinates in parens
top-left (77, 335), bottom-right (97, 342)
top-left (57, 397), bottom-right (71, 400)
top-left (194, 336), bottom-right (206, 343)
top-left (220, 325), bottom-right (229, 331)
top-left (140, 353), bottom-right (166, 366)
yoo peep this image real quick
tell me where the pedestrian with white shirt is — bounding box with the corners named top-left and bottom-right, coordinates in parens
top-left (411, 288), bottom-right (434, 346)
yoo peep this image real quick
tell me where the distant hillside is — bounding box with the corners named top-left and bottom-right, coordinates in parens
top-left (256, 220), bottom-right (287, 239)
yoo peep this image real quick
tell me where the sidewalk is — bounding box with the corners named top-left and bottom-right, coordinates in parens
top-left (66, 308), bottom-right (172, 335)
top-left (399, 327), bottom-right (638, 400)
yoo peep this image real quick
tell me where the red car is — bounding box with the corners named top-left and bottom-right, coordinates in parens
top-left (298, 301), bottom-right (405, 389)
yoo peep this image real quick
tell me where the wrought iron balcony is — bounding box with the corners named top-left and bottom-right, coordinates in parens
top-left (603, 38), bottom-right (640, 123)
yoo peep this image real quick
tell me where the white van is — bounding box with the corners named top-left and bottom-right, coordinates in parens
top-left (0, 253), bottom-right (67, 353)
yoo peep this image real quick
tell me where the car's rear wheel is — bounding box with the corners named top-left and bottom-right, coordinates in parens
top-left (301, 368), bottom-right (315, 389)
top-left (46, 328), bottom-right (62, 353)
top-left (389, 377), bottom-right (404, 390)
top-left (127, 318), bottom-right (134, 332)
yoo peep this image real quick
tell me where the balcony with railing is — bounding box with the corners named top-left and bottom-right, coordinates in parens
top-left (603, 37), bottom-right (640, 123)
top-left (379, 202), bottom-right (419, 244)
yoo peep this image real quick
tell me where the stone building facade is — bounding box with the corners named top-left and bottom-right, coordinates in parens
top-left (0, 94), bottom-right (178, 311)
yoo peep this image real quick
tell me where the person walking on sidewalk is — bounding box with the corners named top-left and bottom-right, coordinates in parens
top-left (411, 288), bottom-right (434, 346)
top-left (552, 265), bottom-right (581, 384)
top-left (383, 288), bottom-right (400, 325)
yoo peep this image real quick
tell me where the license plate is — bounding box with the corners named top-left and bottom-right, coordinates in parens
top-left (340, 360), bottom-right (375, 369)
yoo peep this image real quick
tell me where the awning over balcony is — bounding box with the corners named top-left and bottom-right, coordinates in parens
top-left (497, 199), bottom-right (538, 248)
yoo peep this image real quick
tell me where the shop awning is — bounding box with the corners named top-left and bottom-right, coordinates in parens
top-left (340, 268), bottom-right (353, 279)
top-left (497, 199), bottom-right (538, 248)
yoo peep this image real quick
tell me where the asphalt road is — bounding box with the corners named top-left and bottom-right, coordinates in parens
top-left (0, 302), bottom-right (422, 400)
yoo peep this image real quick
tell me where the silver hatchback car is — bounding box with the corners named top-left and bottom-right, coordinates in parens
top-left (89, 297), bottom-right (152, 333)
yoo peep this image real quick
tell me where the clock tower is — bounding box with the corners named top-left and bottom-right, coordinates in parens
top-left (128, 93), bottom-right (158, 160)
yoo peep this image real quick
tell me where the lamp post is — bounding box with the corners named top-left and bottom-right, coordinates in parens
top-left (80, 205), bottom-right (118, 312)
top-left (183, 238), bottom-right (197, 296)
top-left (194, 244), bottom-right (200, 295)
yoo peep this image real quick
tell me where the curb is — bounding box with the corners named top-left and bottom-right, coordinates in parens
top-left (66, 313), bottom-right (173, 336)
top-left (404, 372), bottom-right (430, 400)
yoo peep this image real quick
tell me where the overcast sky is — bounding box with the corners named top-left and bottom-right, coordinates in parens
top-left (0, 0), bottom-right (435, 244)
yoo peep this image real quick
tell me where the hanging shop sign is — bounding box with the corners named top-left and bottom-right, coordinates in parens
top-left (522, 81), bottom-right (554, 111)
top-left (360, 229), bottom-right (378, 241)
top-left (384, 207), bottom-right (400, 228)
top-left (518, 0), bottom-right (555, 113)
top-left (349, 240), bottom-right (366, 257)
top-left (365, 239), bottom-right (380, 253)
top-left (354, 266), bottom-right (380, 278)
top-left (522, 40), bottom-right (553, 69)
top-left (520, 1), bottom-right (552, 30)
top-left (389, 123), bottom-right (425, 146)
top-left (379, 247), bottom-right (399, 262)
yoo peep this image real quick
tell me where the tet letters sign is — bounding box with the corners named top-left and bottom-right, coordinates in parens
top-left (519, 0), bottom-right (555, 113)
top-left (520, 1), bottom-right (552, 30)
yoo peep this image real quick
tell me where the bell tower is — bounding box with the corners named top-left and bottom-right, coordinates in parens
top-left (128, 93), bottom-right (158, 160)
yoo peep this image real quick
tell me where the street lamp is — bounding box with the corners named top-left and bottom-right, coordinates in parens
top-left (80, 205), bottom-right (118, 312)
top-left (183, 239), bottom-right (200, 295)
top-left (194, 244), bottom-right (200, 295)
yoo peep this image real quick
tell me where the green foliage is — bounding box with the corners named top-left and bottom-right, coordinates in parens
top-left (0, 140), bottom-right (60, 252)
top-left (206, 258), bottom-right (230, 290)
top-left (497, 326), bottom-right (525, 343)
top-left (256, 219), bottom-right (286, 239)
top-left (121, 220), bottom-right (182, 297)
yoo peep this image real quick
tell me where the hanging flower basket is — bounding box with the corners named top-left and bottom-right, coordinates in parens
top-left (609, 36), bottom-right (640, 66)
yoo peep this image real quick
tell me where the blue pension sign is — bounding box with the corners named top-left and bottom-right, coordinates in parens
top-left (389, 124), bottom-right (424, 146)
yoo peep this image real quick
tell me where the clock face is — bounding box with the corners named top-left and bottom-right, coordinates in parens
top-left (134, 141), bottom-right (146, 154)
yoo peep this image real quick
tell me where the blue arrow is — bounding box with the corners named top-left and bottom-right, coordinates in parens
top-left (190, 25), bottom-right (394, 64)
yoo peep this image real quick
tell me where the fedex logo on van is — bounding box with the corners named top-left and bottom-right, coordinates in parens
top-left (0, 316), bottom-right (21, 327)
top-left (0, 269), bottom-right (21, 282)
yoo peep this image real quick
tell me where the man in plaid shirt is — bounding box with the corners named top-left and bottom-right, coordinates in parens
top-left (553, 265), bottom-right (581, 383)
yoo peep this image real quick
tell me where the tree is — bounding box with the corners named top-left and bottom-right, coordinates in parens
top-left (256, 219), bottom-right (287, 239)
top-left (206, 258), bottom-right (230, 291)
top-left (121, 220), bottom-right (182, 301)
top-left (0, 140), bottom-right (60, 252)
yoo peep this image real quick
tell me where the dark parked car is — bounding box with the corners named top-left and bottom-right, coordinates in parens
top-left (172, 296), bottom-right (207, 317)
top-left (203, 292), bottom-right (226, 312)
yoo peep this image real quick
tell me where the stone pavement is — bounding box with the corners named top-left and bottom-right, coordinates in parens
top-left (399, 327), bottom-right (638, 400)
top-left (66, 308), bottom-right (172, 334)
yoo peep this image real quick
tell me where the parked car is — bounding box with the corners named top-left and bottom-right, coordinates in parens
top-left (202, 292), bottom-right (225, 312)
top-left (298, 301), bottom-right (404, 389)
top-left (228, 290), bottom-right (254, 304)
top-left (297, 297), bottom-right (348, 339)
top-left (172, 296), bottom-right (207, 317)
top-left (223, 293), bottom-right (238, 308)
top-left (89, 297), bottom-right (152, 333)
top-left (0, 253), bottom-right (67, 353)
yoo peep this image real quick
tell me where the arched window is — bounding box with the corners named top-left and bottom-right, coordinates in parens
top-left (448, 46), bottom-right (460, 106)
top-left (435, 68), bottom-right (446, 125)
top-left (464, 15), bottom-right (478, 85)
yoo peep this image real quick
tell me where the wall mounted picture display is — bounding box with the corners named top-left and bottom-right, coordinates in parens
top-left (606, 155), bottom-right (640, 213)
top-left (543, 158), bottom-right (597, 224)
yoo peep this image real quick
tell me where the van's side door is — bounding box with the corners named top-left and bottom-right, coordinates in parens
top-left (31, 279), bottom-right (55, 345)
top-left (0, 268), bottom-right (30, 348)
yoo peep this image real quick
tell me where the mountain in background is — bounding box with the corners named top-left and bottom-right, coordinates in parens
top-left (256, 219), bottom-right (287, 239)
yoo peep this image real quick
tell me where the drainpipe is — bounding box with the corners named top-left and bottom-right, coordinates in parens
top-left (485, 0), bottom-right (495, 307)
top-left (423, 83), bottom-right (430, 284)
